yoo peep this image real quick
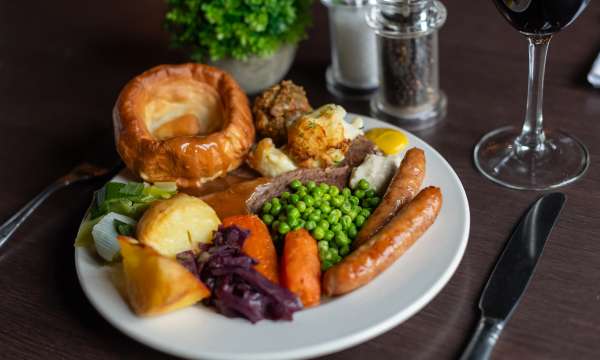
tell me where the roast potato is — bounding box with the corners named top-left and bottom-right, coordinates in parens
top-left (137, 193), bottom-right (220, 257)
top-left (118, 236), bottom-right (210, 316)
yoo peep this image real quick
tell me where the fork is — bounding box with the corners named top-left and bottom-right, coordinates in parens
top-left (0, 162), bottom-right (122, 249)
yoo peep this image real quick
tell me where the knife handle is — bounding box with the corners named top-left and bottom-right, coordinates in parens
top-left (459, 317), bottom-right (504, 360)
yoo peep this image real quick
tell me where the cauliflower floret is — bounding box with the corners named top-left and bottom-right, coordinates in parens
top-left (343, 116), bottom-right (364, 141)
top-left (247, 138), bottom-right (298, 177)
top-left (287, 104), bottom-right (352, 168)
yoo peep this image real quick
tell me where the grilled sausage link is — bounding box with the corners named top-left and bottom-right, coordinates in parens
top-left (354, 148), bottom-right (426, 248)
top-left (323, 186), bottom-right (442, 296)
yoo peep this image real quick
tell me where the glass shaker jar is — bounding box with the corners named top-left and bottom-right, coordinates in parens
top-left (367, 0), bottom-right (447, 130)
top-left (322, 0), bottom-right (379, 99)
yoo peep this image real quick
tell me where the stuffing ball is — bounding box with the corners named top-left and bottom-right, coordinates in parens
top-left (252, 80), bottom-right (312, 146)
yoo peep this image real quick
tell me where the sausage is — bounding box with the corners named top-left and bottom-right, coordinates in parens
top-left (280, 229), bottom-right (321, 307)
top-left (323, 186), bottom-right (442, 296)
top-left (354, 147), bottom-right (426, 248)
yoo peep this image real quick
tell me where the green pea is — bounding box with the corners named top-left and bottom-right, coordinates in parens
top-left (322, 193), bottom-right (331, 202)
top-left (262, 201), bottom-right (272, 214)
top-left (290, 194), bottom-right (300, 204)
top-left (358, 179), bottom-right (370, 190)
top-left (318, 220), bottom-right (330, 230)
top-left (303, 195), bottom-right (315, 207)
top-left (292, 221), bottom-right (303, 231)
top-left (360, 208), bottom-right (371, 218)
top-left (308, 213), bottom-right (320, 223)
top-left (331, 209), bottom-right (342, 218)
top-left (329, 247), bottom-right (339, 257)
top-left (318, 240), bottom-right (329, 250)
top-left (324, 230), bottom-right (335, 241)
top-left (297, 185), bottom-right (307, 193)
top-left (329, 186), bottom-right (340, 196)
top-left (341, 202), bottom-right (352, 214)
top-left (328, 213), bottom-right (339, 225)
top-left (365, 189), bottom-right (376, 198)
top-left (311, 187), bottom-right (324, 197)
top-left (341, 215), bottom-right (352, 228)
top-left (270, 202), bottom-right (282, 216)
top-left (331, 195), bottom-right (344, 208)
top-left (297, 189), bottom-right (308, 198)
top-left (313, 209), bottom-right (322, 217)
top-left (278, 222), bottom-right (291, 234)
top-left (349, 196), bottom-right (360, 206)
top-left (288, 217), bottom-right (299, 228)
top-left (340, 245), bottom-right (350, 256)
top-left (354, 189), bottom-right (365, 199)
top-left (262, 214), bottom-right (274, 225)
top-left (355, 215), bottom-right (366, 227)
top-left (319, 183), bottom-right (329, 192)
top-left (296, 201), bottom-right (307, 213)
top-left (321, 204), bottom-right (332, 214)
top-left (305, 220), bottom-right (317, 231)
top-left (312, 227), bottom-right (325, 240)
top-left (349, 209), bottom-right (358, 220)
top-left (342, 188), bottom-right (352, 197)
top-left (368, 197), bottom-right (381, 207)
top-left (331, 223), bottom-right (343, 233)
top-left (335, 232), bottom-right (350, 247)
top-left (287, 207), bottom-right (300, 219)
top-left (348, 224), bottom-right (358, 239)
top-left (306, 181), bottom-right (317, 190)
top-left (290, 179), bottom-right (302, 190)
top-left (271, 197), bottom-right (281, 204)
top-left (281, 191), bottom-right (291, 201)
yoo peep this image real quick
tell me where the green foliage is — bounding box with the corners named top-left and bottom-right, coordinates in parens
top-left (164, 0), bottom-right (314, 61)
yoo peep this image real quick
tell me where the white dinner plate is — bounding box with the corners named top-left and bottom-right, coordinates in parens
top-left (75, 114), bottom-right (470, 360)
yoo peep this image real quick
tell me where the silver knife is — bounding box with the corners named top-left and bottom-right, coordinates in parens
top-left (460, 192), bottom-right (566, 360)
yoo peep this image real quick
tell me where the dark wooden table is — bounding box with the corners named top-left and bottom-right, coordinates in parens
top-left (1, 1), bottom-right (599, 359)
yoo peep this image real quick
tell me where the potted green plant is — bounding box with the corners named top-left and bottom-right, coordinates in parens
top-left (165, 0), bottom-right (313, 94)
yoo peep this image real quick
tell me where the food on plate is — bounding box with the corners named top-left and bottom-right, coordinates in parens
top-left (349, 153), bottom-right (401, 194)
top-left (200, 177), bottom-right (270, 219)
top-left (259, 179), bottom-right (381, 270)
top-left (287, 104), bottom-right (361, 168)
top-left (222, 215), bottom-right (279, 284)
top-left (114, 63), bottom-right (255, 189)
top-left (354, 148), bottom-right (426, 247)
top-left (364, 128), bottom-right (409, 155)
top-left (281, 229), bottom-right (321, 307)
top-left (322, 186), bottom-right (442, 296)
top-left (189, 225), bottom-right (302, 323)
top-left (247, 138), bottom-right (298, 178)
top-left (118, 236), bottom-right (211, 316)
top-left (137, 193), bottom-right (220, 257)
top-left (92, 212), bottom-right (137, 262)
top-left (253, 80), bottom-right (313, 146)
top-left (75, 181), bottom-right (177, 248)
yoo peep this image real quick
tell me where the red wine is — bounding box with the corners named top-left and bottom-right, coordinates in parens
top-left (492, 0), bottom-right (590, 35)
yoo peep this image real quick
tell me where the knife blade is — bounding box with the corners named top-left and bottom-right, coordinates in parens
top-left (460, 192), bottom-right (566, 360)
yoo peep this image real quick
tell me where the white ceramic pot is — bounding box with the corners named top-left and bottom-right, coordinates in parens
top-left (208, 44), bottom-right (297, 95)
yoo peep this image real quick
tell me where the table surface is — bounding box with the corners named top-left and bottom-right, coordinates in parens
top-left (1, 1), bottom-right (599, 359)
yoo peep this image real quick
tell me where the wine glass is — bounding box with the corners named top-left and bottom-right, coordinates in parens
top-left (474, 0), bottom-right (591, 190)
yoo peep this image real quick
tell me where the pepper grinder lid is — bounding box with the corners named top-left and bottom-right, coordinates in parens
top-left (366, 0), bottom-right (447, 38)
top-left (321, 0), bottom-right (375, 7)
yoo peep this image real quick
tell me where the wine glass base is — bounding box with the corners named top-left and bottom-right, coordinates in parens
top-left (474, 126), bottom-right (589, 190)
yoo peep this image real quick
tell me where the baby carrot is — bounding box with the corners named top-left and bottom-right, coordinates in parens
top-left (280, 228), bottom-right (321, 307)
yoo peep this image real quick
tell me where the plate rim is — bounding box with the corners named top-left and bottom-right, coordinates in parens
top-left (75, 113), bottom-right (470, 360)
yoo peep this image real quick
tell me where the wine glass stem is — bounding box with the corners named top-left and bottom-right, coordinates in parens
top-left (516, 34), bottom-right (552, 153)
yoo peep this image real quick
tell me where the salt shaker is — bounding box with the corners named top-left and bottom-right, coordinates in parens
top-left (367, 0), bottom-right (447, 130)
top-left (322, 0), bottom-right (379, 99)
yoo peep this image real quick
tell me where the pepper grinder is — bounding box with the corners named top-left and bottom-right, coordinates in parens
top-left (367, 0), bottom-right (447, 130)
top-left (322, 0), bottom-right (379, 99)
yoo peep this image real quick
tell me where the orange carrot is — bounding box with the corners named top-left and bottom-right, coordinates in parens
top-left (280, 229), bottom-right (321, 307)
top-left (222, 215), bottom-right (279, 284)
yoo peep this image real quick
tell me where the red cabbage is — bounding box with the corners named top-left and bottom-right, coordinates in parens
top-left (177, 225), bottom-right (302, 323)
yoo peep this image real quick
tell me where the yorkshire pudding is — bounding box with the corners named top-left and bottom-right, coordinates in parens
top-left (114, 64), bottom-right (255, 188)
